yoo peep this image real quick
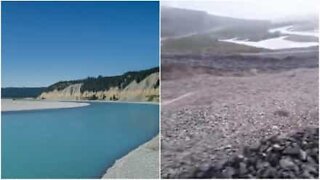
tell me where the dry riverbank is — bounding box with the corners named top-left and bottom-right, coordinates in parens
top-left (1, 99), bottom-right (89, 112)
top-left (65, 99), bottom-right (159, 105)
top-left (161, 67), bottom-right (318, 178)
top-left (103, 135), bottom-right (159, 179)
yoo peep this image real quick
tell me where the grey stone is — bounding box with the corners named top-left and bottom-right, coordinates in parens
top-left (299, 149), bottom-right (307, 161)
top-left (283, 145), bottom-right (300, 155)
top-left (279, 158), bottom-right (296, 169)
top-left (272, 144), bottom-right (282, 151)
top-left (239, 162), bottom-right (247, 175)
top-left (222, 167), bottom-right (235, 178)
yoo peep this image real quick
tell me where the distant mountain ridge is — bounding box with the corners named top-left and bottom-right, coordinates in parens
top-left (39, 67), bottom-right (159, 102)
top-left (161, 7), bottom-right (271, 38)
top-left (161, 7), bottom-right (276, 54)
top-left (161, 7), bottom-right (318, 55)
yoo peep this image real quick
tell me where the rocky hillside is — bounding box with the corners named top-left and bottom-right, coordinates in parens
top-left (39, 67), bottom-right (159, 102)
top-left (161, 7), bottom-right (272, 39)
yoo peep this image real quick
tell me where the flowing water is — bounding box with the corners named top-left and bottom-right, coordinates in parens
top-left (219, 26), bottom-right (319, 50)
top-left (2, 102), bottom-right (159, 179)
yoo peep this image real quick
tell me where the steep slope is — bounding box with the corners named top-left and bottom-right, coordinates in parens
top-left (39, 67), bottom-right (159, 102)
top-left (38, 83), bottom-right (83, 100)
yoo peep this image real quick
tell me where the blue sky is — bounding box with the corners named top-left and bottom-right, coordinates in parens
top-left (2, 1), bottom-right (159, 87)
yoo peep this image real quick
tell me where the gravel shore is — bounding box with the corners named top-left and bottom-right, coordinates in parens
top-left (1, 99), bottom-right (89, 112)
top-left (161, 68), bottom-right (318, 178)
top-left (103, 135), bottom-right (159, 179)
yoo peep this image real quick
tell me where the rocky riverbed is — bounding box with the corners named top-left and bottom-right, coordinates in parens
top-left (193, 128), bottom-right (319, 178)
top-left (161, 53), bottom-right (318, 178)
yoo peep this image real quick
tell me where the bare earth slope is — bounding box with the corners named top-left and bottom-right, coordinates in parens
top-left (161, 67), bottom-right (318, 178)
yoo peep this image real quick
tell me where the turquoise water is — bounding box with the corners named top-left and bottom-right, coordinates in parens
top-left (2, 102), bottom-right (159, 179)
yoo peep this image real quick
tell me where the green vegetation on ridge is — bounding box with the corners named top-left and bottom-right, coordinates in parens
top-left (45, 67), bottom-right (159, 93)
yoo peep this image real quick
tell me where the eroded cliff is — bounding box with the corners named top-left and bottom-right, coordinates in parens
top-left (39, 68), bottom-right (159, 102)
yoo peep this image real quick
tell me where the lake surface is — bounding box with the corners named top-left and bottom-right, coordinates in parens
top-left (269, 25), bottom-right (319, 37)
top-left (219, 26), bottom-right (319, 50)
top-left (220, 36), bottom-right (318, 50)
top-left (2, 102), bottom-right (159, 179)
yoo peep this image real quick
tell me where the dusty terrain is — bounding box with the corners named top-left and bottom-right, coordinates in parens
top-left (161, 52), bottom-right (318, 178)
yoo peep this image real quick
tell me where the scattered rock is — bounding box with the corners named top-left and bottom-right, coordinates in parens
top-left (222, 166), bottom-right (235, 178)
top-left (193, 128), bottom-right (319, 178)
top-left (279, 158), bottom-right (296, 169)
top-left (283, 145), bottom-right (300, 156)
top-left (300, 150), bottom-right (307, 161)
top-left (274, 110), bottom-right (290, 117)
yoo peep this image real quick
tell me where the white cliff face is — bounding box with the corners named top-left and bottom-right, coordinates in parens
top-left (38, 73), bottom-right (159, 102)
top-left (39, 83), bottom-right (83, 100)
top-left (120, 72), bottom-right (159, 101)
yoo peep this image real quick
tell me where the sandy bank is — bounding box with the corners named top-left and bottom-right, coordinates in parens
top-left (2, 99), bottom-right (90, 112)
top-left (102, 135), bottom-right (159, 179)
top-left (65, 99), bottom-right (159, 105)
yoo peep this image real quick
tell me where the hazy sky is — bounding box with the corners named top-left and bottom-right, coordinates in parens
top-left (2, 2), bottom-right (159, 87)
top-left (162, 0), bottom-right (319, 21)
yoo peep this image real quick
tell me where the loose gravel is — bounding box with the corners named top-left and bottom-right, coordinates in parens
top-left (161, 68), bottom-right (318, 178)
top-left (193, 128), bottom-right (319, 178)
